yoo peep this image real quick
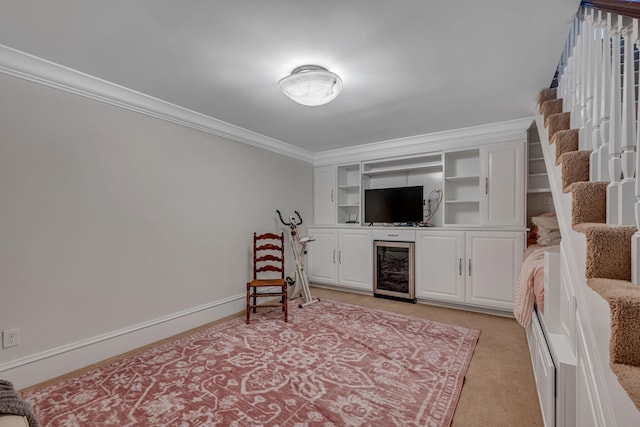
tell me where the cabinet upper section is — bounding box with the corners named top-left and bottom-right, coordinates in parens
top-left (313, 140), bottom-right (526, 228)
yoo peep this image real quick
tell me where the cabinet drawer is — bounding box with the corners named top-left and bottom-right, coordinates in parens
top-left (372, 229), bottom-right (415, 242)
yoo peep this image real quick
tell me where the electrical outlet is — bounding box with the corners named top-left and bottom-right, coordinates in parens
top-left (2, 328), bottom-right (20, 348)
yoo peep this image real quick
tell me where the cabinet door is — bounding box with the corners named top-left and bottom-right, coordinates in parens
top-left (465, 231), bottom-right (524, 310)
top-left (480, 142), bottom-right (524, 226)
top-left (307, 229), bottom-right (337, 284)
top-left (415, 231), bottom-right (465, 303)
top-left (313, 166), bottom-right (336, 225)
top-left (338, 229), bottom-right (371, 290)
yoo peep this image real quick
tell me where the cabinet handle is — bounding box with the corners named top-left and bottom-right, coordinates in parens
top-left (485, 178), bottom-right (488, 195)
top-left (468, 259), bottom-right (472, 276)
top-left (333, 250), bottom-right (336, 264)
top-left (459, 258), bottom-right (462, 276)
top-left (339, 250), bottom-right (342, 264)
top-left (331, 189), bottom-right (334, 202)
top-left (388, 234), bottom-right (399, 237)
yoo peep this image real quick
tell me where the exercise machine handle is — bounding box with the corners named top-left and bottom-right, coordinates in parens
top-left (276, 210), bottom-right (303, 226)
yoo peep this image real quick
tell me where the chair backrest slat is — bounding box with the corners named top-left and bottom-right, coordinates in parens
top-left (253, 232), bottom-right (285, 280)
top-left (256, 265), bottom-right (284, 273)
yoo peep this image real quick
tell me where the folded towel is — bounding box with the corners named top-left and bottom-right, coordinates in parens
top-left (0, 380), bottom-right (40, 427)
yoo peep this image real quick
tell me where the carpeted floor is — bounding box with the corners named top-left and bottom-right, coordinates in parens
top-left (22, 295), bottom-right (484, 427)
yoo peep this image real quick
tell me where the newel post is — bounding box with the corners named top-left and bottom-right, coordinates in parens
top-left (619, 18), bottom-right (638, 225)
top-left (607, 14), bottom-right (623, 225)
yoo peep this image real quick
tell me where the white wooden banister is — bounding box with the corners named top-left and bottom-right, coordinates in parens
top-left (606, 15), bottom-right (623, 225)
top-left (557, 5), bottom-right (640, 282)
top-left (557, 8), bottom-right (638, 226)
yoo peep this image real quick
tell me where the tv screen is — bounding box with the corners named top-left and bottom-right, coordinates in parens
top-left (364, 186), bottom-right (424, 224)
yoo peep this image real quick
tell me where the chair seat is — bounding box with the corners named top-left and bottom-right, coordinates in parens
top-left (248, 279), bottom-right (286, 287)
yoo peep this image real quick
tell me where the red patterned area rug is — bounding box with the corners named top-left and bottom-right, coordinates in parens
top-left (23, 298), bottom-right (480, 426)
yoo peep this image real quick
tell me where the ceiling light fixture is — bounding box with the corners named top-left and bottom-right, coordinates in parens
top-left (278, 65), bottom-right (343, 106)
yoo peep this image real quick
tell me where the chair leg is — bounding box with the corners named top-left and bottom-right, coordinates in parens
top-left (283, 285), bottom-right (288, 322)
top-left (252, 288), bottom-right (257, 313)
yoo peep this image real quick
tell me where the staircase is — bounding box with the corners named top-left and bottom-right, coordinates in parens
top-left (537, 83), bottom-right (640, 421)
top-left (531, 2), bottom-right (640, 423)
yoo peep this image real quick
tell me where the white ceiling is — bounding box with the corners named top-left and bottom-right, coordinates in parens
top-left (0, 0), bottom-right (580, 153)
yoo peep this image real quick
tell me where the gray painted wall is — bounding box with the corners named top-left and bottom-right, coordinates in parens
top-left (0, 73), bottom-right (312, 380)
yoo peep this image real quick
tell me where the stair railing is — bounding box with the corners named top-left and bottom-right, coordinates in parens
top-left (556, 2), bottom-right (640, 283)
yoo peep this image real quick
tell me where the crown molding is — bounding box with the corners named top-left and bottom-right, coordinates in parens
top-left (0, 44), bottom-right (533, 167)
top-left (0, 44), bottom-right (315, 163)
top-left (312, 117), bottom-right (533, 166)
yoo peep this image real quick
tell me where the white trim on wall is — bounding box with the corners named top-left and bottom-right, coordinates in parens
top-left (0, 44), bottom-right (315, 164)
top-left (0, 293), bottom-right (246, 390)
top-left (313, 117), bottom-right (534, 166)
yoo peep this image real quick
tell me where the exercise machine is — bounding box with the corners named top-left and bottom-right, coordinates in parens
top-left (276, 210), bottom-right (320, 308)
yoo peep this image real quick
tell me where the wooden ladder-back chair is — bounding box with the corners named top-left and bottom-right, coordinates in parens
top-left (246, 232), bottom-right (287, 324)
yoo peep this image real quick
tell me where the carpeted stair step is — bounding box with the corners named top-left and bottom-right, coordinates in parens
top-left (587, 277), bottom-right (640, 410)
top-left (538, 88), bottom-right (558, 112)
top-left (567, 181), bottom-right (609, 226)
top-left (552, 129), bottom-right (579, 164)
top-left (559, 150), bottom-right (591, 192)
top-left (547, 112), bottom-right (571, 141)
top-left (542, 99), bottom-right (563, 126)
top-left (579, 224), bottom-right (637, 280)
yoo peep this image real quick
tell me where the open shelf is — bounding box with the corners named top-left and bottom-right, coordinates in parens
top-left (444, 149), bottom-right (481, 225)
top-left (362, 153), bottom-right (443, 176)
top-left (445, 175), bottom-right (480, 182)
top-left (527, 188), bottom-right (551, 194)
top-left (337, 164), bottom-right (361, 225)
top-left (445, 199), bottom-right (480, 204)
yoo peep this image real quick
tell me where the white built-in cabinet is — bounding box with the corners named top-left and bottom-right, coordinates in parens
top-left (415, 230), bottom-right (523, 310)
top-left (465, 231), bottom-right (523, 309)
top-left (307, 228), bottom-right (371, 291)
top-left (482, 142), bottom-right (524, 226)
top-left (313, 164), bottom-right (362, 226)
top-left (311, 138), bottom-right (526, 312)
top-left (415, 230), bottom-right (466, 303)
top-left (444, 142), bottom-right (524, 226)
top-left (313, 166), bottom-right (336, 225)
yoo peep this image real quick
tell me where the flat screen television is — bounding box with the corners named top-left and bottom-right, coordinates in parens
top-left (364, 186), bottom-right (424, 224)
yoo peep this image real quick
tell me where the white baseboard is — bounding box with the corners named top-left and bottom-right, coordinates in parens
top-left (0, 293), bottom-right (246, 390)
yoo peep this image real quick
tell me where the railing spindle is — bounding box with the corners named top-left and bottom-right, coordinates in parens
top-left (619, 18), bottom-right (637, 225)
top-left (607, 14), bottom-right (623, 225)
top-left (582, 10), bottom-right (595, 151)
top-left (592, 11), bottom-right (603, 166)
